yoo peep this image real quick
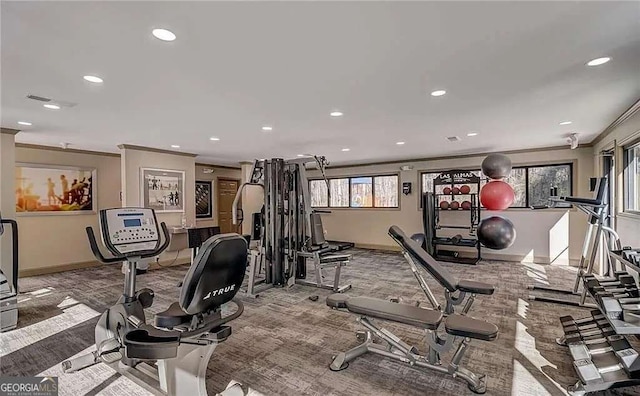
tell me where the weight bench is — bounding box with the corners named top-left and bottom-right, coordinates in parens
top-left (297, 249), bottom-right (352, 293)
top-left (389, 225), bottom-right (495, 314)
top-left (295, 213), bottom-right (352, 293)
top-left (327, 294), bottom-right (498, 394)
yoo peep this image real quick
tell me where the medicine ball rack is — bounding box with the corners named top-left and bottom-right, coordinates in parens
top-left (431, 170), bottom-right (481, 265)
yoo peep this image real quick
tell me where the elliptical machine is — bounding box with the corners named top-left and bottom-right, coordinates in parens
top-left (0, 212), bottom-right (19, 332)
top-left (62, 207), bottom-right (248, 396)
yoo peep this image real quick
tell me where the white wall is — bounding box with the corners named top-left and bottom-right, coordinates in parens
top-left (13, 145), bottom-right (121, 274)
top-left (120, 146), bottom-right (197, 263)
top-left (593, 107), bottom-right (640, 249)
top-left (194, 164), bottom-right (242, 229)
top-left (309, 147), bottom-right (593, 263)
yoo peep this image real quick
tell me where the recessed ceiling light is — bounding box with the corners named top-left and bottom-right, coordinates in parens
top-left (396, 141), bottom-right (405, 145)
top-left (559, 121), bottom-right (572, 125)
top-left (152, 28), bottom-right (176, 42)
top-left (341, 148), bottom-right (350, 152)
top-left (431, 90), bottom-right (446, 97)
top-left (330, 111), bottom-right (343, 117)
top-left (261, 126), bottom-right (273, 131)
top-left (467, 132), bottom-right (478, 137)
top-left (18, 121), bottom-right (32, 126)
top-left (83, 75), bottom-right (103, 83)
top-left (171, 145), bottom-right (180, 148)
top-left (587, 57), bottom-right (610, 66)
top-left (209, 137), bottom-right (220, 141)
top-left (43, 104), bottom-right (60, 110)
top-left (297, 154), bottom-right (305, 157)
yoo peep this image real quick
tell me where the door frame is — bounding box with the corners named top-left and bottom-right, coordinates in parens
top-left (216, 177), bottom-right (241, 233)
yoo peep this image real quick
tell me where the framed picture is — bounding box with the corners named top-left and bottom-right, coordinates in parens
top-left (141, 168), bottom-right (185, 213)
top-left (15, 163), bottom-right (96, 215)
top-left (195, 180), bottom-right (213, 219)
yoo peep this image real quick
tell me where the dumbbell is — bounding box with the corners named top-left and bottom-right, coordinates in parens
top-left (623, 251), bottom-right (640, 265)
top-left (622, 250), bottom-right (640, 263)
top-left (568, 334), bottom-right (631, 361)
top-left (585, 274), bottom-right (636, 290)
top-left (571, 338), bottom-right (639, 387)
top-left (560, 313), bottom-right (607, 332)
top-left (564, 317), bottom-right (616, 344)
top-left (600, 297), bottom-right (623, 320)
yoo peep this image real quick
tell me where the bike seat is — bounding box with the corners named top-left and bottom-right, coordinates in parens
top-left (155, 302), bottom-right (194, 329)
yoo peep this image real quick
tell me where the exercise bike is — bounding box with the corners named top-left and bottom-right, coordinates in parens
top-left (62, 207), bottom-right (248, 395)
top-left (0, 212), bottom-right (19, 332)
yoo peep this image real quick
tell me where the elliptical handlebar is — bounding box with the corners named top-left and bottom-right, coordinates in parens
top-left (85, 222), bottom-right (171, 263)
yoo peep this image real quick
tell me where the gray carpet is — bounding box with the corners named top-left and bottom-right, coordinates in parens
top-left (1, 248), bottom-right (637, 396)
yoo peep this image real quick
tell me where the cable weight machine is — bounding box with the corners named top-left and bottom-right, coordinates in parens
top-left (232, 156), bottom-right (351, 297)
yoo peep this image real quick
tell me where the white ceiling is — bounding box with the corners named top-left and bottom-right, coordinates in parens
top-left (2, 1), bottom-right (639, 166)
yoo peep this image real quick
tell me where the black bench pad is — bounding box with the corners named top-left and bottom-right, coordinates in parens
top-left (445, 314), bottom-right (499, 341)
top-left (319, 254), bottom-right (351, 264)
top-left (457, 280), bottom-right (495, 295)
top-left (345, 296), bottom-right (443, 329)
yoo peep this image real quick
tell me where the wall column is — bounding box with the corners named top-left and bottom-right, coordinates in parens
top-left (0, 128), bottom-right (18, 287)
top-left (118, 144), bottom-right (197, 265)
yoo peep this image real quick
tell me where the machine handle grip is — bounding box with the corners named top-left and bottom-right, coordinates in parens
top-left (140, 222), bottom-right (171, 259)
top-left (85, 227), bottom-right (124, 264)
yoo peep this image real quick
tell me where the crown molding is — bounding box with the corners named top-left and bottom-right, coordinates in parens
top-left (117, 144), bottom-right (197, 158)
top-left (1, 128), bottom-right (20, 135)
top-left (16, 143), bottom-right (120, 157)
top-left (590, 98), bottom-right (640, 147)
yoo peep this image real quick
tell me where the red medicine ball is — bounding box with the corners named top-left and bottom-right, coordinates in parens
top-left (460, 185), bottom-right (471, 194)
top-left (440, 201), bottom-right (450, 209)
top-left (480, 180), bottom-right (515, 211)
top-left (450, 201), bottom-right (460, 210)
top-left (452, 187), bottom-right (460, 195)
top-left (461, 201), bottom-right (472, 210)
top-left (443, 187), bottom-right (452, 195)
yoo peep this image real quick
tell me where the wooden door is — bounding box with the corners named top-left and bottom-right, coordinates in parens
top-left (217, 178), bottom-right (240, 233)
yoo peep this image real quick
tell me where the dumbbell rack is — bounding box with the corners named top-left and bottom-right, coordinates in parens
top-left (560, 266), bottom-right (640, 395)
top-left (431, 170), bottom-right (481, 265)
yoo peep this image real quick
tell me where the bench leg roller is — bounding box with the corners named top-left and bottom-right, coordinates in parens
top-left (329, 342), bottom-right (368, 371)
top-left (449, 338), bottom-right (487, 394)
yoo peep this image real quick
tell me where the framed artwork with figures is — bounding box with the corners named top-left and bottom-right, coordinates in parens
top-left (15, 163), bottom-right (96, 215)
top-left (140, 168), bottom-right (185, 213)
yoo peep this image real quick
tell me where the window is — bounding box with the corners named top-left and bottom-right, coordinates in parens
top-left (374, 175), bottom-right (399, 208)
top-left (350, 177), bottom-right (373, 207)
top-left (420, 163), bottom-right (572, 208)
top-left (310, 179), bottom-right (328, 207)
top-left (310, 174), bottom-right (399, 208)
top-left (624, 144), bottom-right (640, 212)
top-left (528, 164), bottom-right (572, 207)
top-left (330, 178), bottom-right (350, 207)
top-left (500, 168), bottom-right (527, 207)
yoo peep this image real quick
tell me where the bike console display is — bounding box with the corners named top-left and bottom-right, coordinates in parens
top-left (99, 208), bottom-right (161, 256)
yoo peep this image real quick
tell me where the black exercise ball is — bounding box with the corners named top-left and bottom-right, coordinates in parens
top-left (481, 154), bottom-right (512, 180)
top-left (477, 216), bottom-right (516, 250)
